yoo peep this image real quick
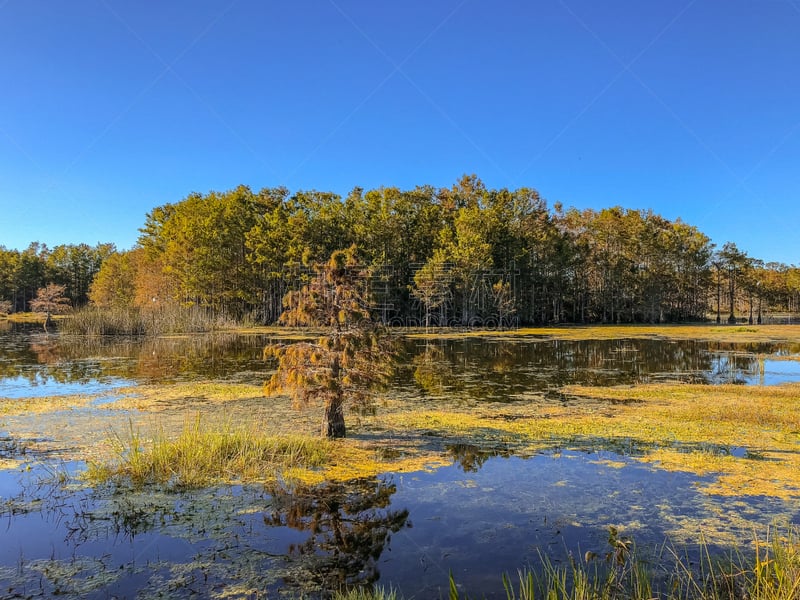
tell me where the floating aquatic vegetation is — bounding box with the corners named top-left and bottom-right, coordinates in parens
top-left (1, 556), bottom-right (121, 599)
top-left (410, 324), bottom-right (800, 344)
top-left (107, 381), bottom-right (265, 411)
top-left (359, 381), bottom-right (800, 499)
top-left (0, 392), bottom-right (99, 415)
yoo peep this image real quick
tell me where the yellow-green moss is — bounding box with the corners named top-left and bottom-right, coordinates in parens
top-left (409, 324), bottom-right (800, 344)
top-left (355, 382), bottom-right (800, 499)
top-left (0, 393), bottom-right (96, 415)
top-left (108, 382), bottom-right (265, 411)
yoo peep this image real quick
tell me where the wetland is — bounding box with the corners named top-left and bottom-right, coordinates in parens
top-left (1, 323), bottom-right (800, 598)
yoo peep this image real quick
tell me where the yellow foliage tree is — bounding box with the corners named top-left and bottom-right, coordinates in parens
top-left (264, 249), bottom-right (395, 438)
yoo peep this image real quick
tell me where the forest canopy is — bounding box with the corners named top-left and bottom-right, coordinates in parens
top-left (1, 176), bottom-right (798, 325)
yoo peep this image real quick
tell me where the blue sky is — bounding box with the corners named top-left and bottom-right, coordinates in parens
top-left (1, 0), bottom-right (798, 264)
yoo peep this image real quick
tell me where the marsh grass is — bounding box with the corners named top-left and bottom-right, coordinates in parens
top-left (83, 413), bottom-right (445, 490)
top-left (336, 527), bottom-right (800, 600)
top-left (62, 306), bottom-right (147, 335)
top-left (85, 416), bottom-right (334, 488)
top-left (665, 527), bottom-right (800, 600)
top-left (496, 530), bottom-right (800, 600)
top-left (62, 305), bottom-right (241, 335)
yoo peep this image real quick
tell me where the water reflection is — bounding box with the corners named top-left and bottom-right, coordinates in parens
top-left (264, 479), bottom-right (409, 593)
top-left (1, 450), bottom-right (798, 599)
top-left (0, 469), bottom-right (406, 599)
top-left (2, 328), bottom-right (799, 400)
top-left (447, 443), bottom-right (512, 472)
top-left (708, 352), bottom-right (800, 385)
top-left (0, 328), bottom-right (272, 396)
top-left (403, 338), bottom-right (800, 400)
top-left (375, 453), bottom-right (800, 598)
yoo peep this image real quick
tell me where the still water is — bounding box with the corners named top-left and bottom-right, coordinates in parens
top-left (1, 325), bottom-right (800, 598)
top-left (3, 326), bottom-right (799, 395)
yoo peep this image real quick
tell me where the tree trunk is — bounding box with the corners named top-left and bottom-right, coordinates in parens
top-left (728, 269), bottom-right (736, 324)
top-left (322, 396), bottom-right (346, 438)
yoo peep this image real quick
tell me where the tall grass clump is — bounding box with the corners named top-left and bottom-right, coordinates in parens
top-left (486, 529), bottom-right (654, 600)
top-left (86, 416), bottom-right (334, 488)
top-left (445, 526), bottom-right (800, 600)
top-left (63, 306), bottom-right (147, 335)
top-left (333, 587), bottom-right (398, 600)
top-left (62, 305), bottom-right (242, 336)
top-left (669, 527), bottom-right (800, 600)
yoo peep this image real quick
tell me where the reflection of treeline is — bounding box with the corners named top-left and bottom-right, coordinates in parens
top-left (404, 338), bottom-right (780, 399)
top-left (2, 176), bottom-right (799, 324)
top-left (0, 332), bottom-right (268, 385)
top-left (2, 333), bottom-right (789, 390)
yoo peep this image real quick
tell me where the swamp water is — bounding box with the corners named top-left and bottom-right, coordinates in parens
top-left (1, 325), bottom-right (800, 598)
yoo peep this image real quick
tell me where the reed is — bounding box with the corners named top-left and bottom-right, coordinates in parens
top-left (669, 527), bottom-right (800, 600)
top-left (62, 306), bottom-right (146, 335)
top-left (61, 305), bottom-right (241, 335)
top-left (334, 526), bottom-right (799, 600)
top-left (333, 587), bottom-right (398, 600)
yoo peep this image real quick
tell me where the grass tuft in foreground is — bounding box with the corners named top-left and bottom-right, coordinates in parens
top-left (333, 526), bottom-right (800, 600)
top-left (334, 587), bottom-right (398, 600)
top-left (85, 416), bottom-right (334, 488)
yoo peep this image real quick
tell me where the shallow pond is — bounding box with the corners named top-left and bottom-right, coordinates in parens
top-left (1, 325), bottom-right (800, 598)
top-left (3, 452), bottom-right (796, 599)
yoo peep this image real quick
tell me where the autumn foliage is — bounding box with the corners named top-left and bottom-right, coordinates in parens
top-left (264, 249), bottom-right (396, 438)
top-left (4, 176), bottom-right (800, 325)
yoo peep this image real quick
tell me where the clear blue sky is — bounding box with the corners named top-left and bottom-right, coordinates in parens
top-left (1, 1), bottom-right (798, 264)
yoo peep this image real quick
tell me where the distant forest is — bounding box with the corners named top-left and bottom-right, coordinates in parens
top-left (2, 176), bottom-right (799, 326)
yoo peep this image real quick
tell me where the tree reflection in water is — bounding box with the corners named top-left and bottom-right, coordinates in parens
top-left (265, 477), bottom-right (409, 594)
top-left (3, 326), bottom-right (800, 395)
top-left (411, 342), bottom-right (456, 397)
top-left (3, 476), bottom-right (408, 598)
top-left (447, 443), bottom-right (511, 472)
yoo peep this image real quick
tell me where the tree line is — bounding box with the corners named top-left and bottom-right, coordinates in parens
top-left (0, 242), bottom-right (114, 315)
top-left (1, 175), bottom-right (798, 324)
